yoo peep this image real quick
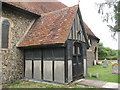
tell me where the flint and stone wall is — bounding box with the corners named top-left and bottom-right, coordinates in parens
top-left (1, 6), bottom-right (36, 84)
top-left (87, 37), bottom-right (98, 66)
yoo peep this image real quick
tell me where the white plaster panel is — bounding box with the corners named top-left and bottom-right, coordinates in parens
top-left (68, 60), bottom-right (72, 82)
top-left (54, 61), bottom-right (64, 83)
top-left (34, 60), bottom-right (41, 80)
top-left (84, 59), bottom-right (87, 77)
top-left (43, 60), bottom-right (53, 81)
top-left (25, 60), bottom-right (32, 79)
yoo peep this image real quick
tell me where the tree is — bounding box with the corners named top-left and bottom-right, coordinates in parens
top-left (98, 43), bottom-right (108, 59)
top-left (97, 0), bottom-right (120, 37)
top-left (98, 42), bottom-right (117, 60)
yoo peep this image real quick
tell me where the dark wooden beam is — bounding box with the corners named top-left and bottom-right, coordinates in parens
top-left (77, 8), bottom-right (90, 49)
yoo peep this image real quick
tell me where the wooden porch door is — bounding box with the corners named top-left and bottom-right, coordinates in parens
top-left (72, 42), bottom-right (84, 81)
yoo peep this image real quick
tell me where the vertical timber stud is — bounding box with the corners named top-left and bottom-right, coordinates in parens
top-left (71, 26), bottom-right (73, 40)
top-left (32, 49), bottom-right (34, 79)
top-left (52, 48), bottom-right (54, 81)
top-left (41, 48), bottom-right (43, 80)
top-left (71, 40), bottom-right (73, 82)
top-left (65, 47), bottom-right (68, 83)
top-left (71, 26), bottom-right (74, 81)
top-left (0, 1), bottom-right (1, 17)
top-left (77, 8), bottom-right (89, 48)
top-left (74, 19), bottom-right (76, 40)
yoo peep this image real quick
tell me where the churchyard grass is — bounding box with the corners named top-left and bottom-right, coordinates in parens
top-left (6, 80), bottom-right (88, 88)
top-left (87, 62), bottom-right (119, 83)
top-left (7, 81), bottom-right (66, 88)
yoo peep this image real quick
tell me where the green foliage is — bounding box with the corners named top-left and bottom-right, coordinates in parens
top-left (97, 0), bottom-right (120, 37)
top-left (118, 50), bottom-right (120, 59)
top-left (98, 42), bottom-right (118, 60)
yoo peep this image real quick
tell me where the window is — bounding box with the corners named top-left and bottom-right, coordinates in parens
top-left (1, 19), bottom-right (10, 48)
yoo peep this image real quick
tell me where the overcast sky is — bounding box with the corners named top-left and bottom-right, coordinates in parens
top-left (58, 0), bottom-right (118, 50)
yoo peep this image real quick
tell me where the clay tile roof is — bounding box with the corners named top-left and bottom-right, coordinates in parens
top-left (84, 22), bottom-right (99, 40)
top-left (18, 5), bottom-right (78, 47)
top-left (2, 1), bottom-right (67, 15)
top-left (83, 22), bottom-right (95, 36)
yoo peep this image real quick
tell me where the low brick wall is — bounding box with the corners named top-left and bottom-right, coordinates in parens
top-left (98, 60), bottom-right (118, 63)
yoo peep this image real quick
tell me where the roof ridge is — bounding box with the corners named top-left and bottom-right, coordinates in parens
top-left (2, 1), bottom-right (67, 15)
top-left (41, 4), bottom-right (78, 16)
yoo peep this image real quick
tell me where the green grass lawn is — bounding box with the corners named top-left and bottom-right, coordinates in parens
top-left (7, 81), bottom-right (66, 88)
top-left (87, 63), bottom-right (119, 83)
top-left (6, 80), bottom-right (88, 88)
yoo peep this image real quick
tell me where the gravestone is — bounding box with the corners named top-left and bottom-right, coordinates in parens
top-left (108, 61), bottom-right (111, 64)
top-left (103, 58), bottom-right (108, 67)
top-left (112, 63), bottom-right (118, 74)
top-left (96, 73), bottom-right (99, 79)
top-left (94, 60), bottom-right (96, 65)
top-left (89, 73), bottom-right (92, 77)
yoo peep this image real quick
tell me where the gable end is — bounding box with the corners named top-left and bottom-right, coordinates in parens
top-left (67, 7), bottom-right (90, 48)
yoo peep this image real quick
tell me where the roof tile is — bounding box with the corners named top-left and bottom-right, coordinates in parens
top-left (84, 22), bottom-right (95, 36)
top-left (18, 5), bottom-right (78, 47)
top-left (84, 22), bottom-right (99, 40)
top-left (2, 1), bottom-right (67, 15)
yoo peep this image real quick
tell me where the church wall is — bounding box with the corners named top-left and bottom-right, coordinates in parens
top-left (1, 6), bottom-right (37, 84)
top-left (87, 37), bottom-right (98, 66)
